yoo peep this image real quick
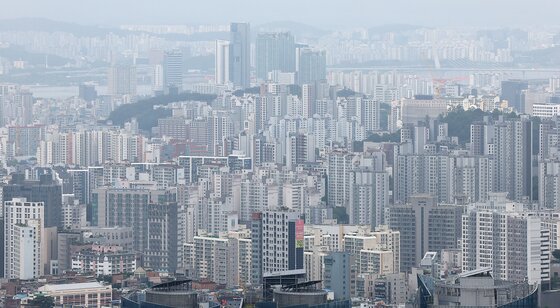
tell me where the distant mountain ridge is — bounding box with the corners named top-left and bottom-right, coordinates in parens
top-left (0, 18), bottom-right (331, 40)
top-left (367, 24), bottom-right (422, 34)
top-left (0, 18), bottom-right (128, 36)
top-left (256, 21), bottom-right (329, 38)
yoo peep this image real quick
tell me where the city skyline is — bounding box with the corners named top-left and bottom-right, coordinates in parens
top-left (1, 2), bottom-right (560, 308)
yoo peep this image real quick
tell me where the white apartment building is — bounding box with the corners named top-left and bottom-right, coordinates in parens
top-left (184, 233), bottom-right (252, 287)
top-left (304, 224), bottom-right (364, 252)
top-left (361, 99), bottom-right (380, 132)
top-left (4, 198), bottom-right (44, 280)
top-left (462, 198), bottom-right (550, 285)
top-left (343, 226), bottom-right (400, 275)
top-left (304, 246), bottom-right (329, 282)
top-left (349, 167), bottom-right (389, 228)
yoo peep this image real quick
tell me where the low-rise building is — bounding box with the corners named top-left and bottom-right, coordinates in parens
top-left (71, 245), bottom-right (137, 276)
top-left (38, 282), bottom-right (112, 307)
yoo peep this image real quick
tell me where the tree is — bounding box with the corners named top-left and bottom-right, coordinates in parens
top-left (108, 92), bottom-right (216, 130)
top-left (27, 295), bottom-right (55, 308)
top-left (379, 102), bottom-right (391, 130)
top-left (366, 130), bottom-right (401, 143)
top-left (233, 86), bottom-right (260, 96)
top-left (551, 276), bottom-right (560, 290)
top-left (333, 207), bottom-right (349, 224)
top-left (438, 107), bottom-right (519, 145)
top-left (97, 274), bottom-right (113, 284)
top-left (552, 249), bottom-right (560, 261)
top-left (336, 88), bottom-right (360, 98)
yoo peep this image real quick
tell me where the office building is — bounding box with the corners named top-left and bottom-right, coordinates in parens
top-left (256, 32), bottom-right (296, 80)
top-left (163, 49), bottom-right (183, 91)
top-left (150, 49), bottom-right (165, 92)
top-left (215, 40), bottom-right (230, 85)
top-left (501, 79), bottom-right (528, 112)
top-left (229, 22), bottom-right (250, 88)
top-left (298, 49), bottom-right (326, 85)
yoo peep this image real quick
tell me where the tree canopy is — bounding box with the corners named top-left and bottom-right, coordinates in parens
top-left (27, 295), bottom-right (55, 308)
top-left (233, 87), bottom-right (261, 97)
top-left (108, 92), bottom-right (216, 131)
top-left (438, 107), bottom-right (518, 144)
top-left (336, 88), bottom-right (360, 98)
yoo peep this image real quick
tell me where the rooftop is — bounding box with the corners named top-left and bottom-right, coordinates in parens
top-left (38, 282), bottom-right (109, 292)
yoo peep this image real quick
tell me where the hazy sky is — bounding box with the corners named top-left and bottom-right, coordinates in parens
top-left (1, 0), bottom-right (559, 29)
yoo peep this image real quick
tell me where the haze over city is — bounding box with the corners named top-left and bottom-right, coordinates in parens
top-left (0, 1), bottom-right (560, 308)
top-left (2, 0), bottom-right (560, 27)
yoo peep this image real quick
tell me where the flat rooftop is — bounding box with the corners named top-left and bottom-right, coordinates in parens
top-left (39, 282), bottom-right (110, 292)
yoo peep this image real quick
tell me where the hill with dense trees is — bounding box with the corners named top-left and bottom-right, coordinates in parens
top-left (438, 108), bottom-right (518, 144)
top-left (108, 92), bottom-right (216, 131)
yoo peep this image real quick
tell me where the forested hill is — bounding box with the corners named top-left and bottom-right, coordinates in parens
top-left (108, 92), bottom-right (216, 131)
top-left (440, 108), bottom-right (541, 154)
top-left (439, 108), bottom-right (518, 145)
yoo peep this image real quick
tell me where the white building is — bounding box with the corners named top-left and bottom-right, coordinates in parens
top-left (4, 198), bottom-right (44, 279)
top-left (251, 211), bottom-right (305, 284)
top-left (304, 246), bottom-right (329, 283)
top-left (305, 224), bottom-right (364, 252)
top-left (533, 103), bottom-right (560, 118)
top-left (215, 40), bottom-right (231, 85)
top-left (185, 236), bottom-right (231, 286)
top-left (349, 167), bottom-right (389, 228)
top-left (327, 150), bottom-right (355, 208)
top-left (462, 196), bottom-right (550, 285)
top-left (361, 99), bottom-right (380, 132)
top-left (184, 231), bottom-right (252, 287)
top-left (343, 226), bottom-right (400, 275)
top-left (38, 282), bottom-right (112, 307)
